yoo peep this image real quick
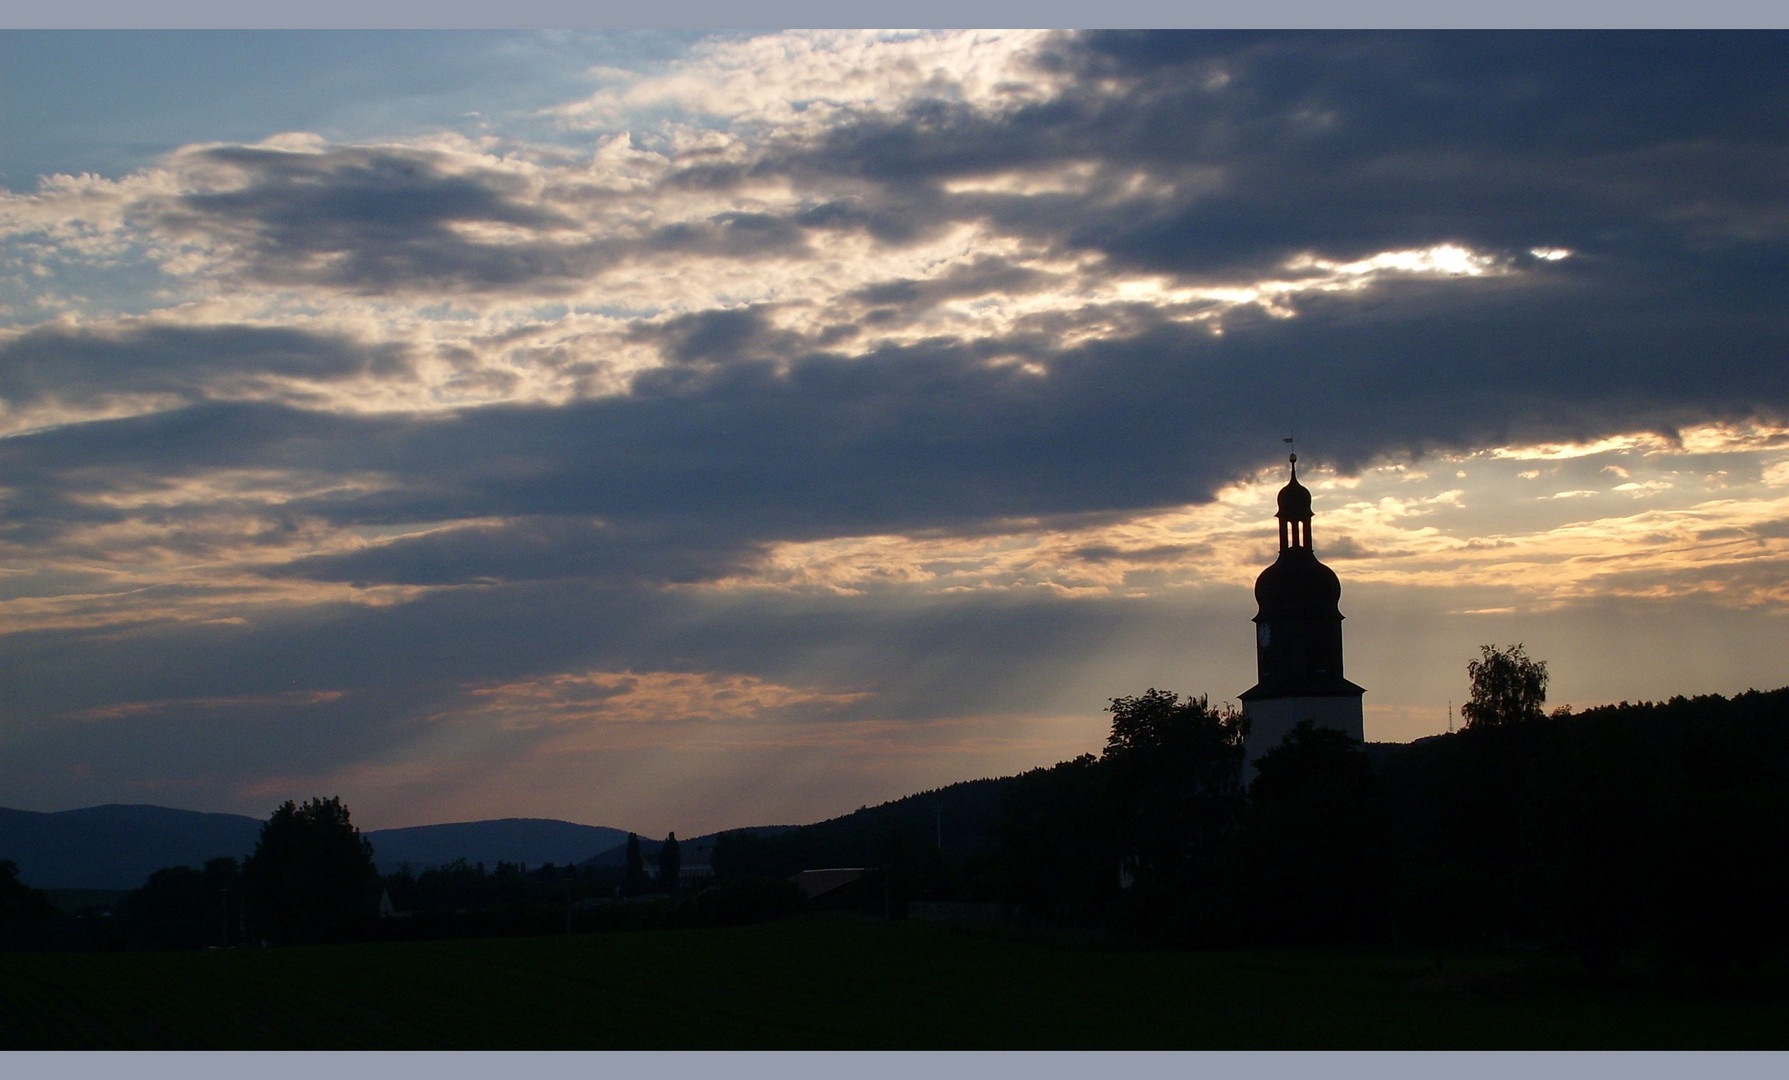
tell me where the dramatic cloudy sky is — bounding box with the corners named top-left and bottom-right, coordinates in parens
top-left (2, 30), bottom-right (1787, 833)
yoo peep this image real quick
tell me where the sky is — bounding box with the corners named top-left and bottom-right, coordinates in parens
top-left (2, 29), bottom-right (1788, 834)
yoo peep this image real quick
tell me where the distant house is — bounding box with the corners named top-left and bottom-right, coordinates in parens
top-left (643, 863), bottom-right (713, 885)
top-left (676, 837), bottom-right (715, 886)
top-left (789, 867), bottom-right (868, 900)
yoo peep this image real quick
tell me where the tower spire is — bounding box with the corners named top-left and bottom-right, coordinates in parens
top-left (1274, 444), bottom-right (1314, 552)
top-left (1241, 436), bottom-right (1364, 767)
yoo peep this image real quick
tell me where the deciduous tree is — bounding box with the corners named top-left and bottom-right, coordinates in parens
top-left (242, 796), bottom-right (378, 944)
top-left (118, 856), bottom-right (241, 949)
top-left (1104, 689), bottom-right (1247, 884)
top-left (1225, 721), bottom-right (1394, 944)
top-left (658, 832), bottom-right (682, 894)
top-left (0, 859), bottom-right (56, 949)
top-left (625, 832), bottom-right (647, 895)
top-left (1461, 643), bottom-right (1549, 730)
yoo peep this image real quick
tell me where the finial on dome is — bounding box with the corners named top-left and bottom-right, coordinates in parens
top-left (1275, 446), bottom-right (1313, 528)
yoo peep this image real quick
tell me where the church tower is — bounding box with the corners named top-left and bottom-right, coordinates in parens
top-left (1239, 453), bottom-right (1365, 767)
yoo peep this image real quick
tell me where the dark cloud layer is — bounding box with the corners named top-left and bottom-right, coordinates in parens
top-left (125, 34), bottom-right (1789, 310)
top-left (156, 144), bottom-right (592, 292)
top-left (756, 33), bottom-right (1788, 280)
top-left (0, 323), bottom-right (408, 407)
top-left (275, 516), bottom-right (760, 588)
top-left (6, 238), bottom-right (1783, 588)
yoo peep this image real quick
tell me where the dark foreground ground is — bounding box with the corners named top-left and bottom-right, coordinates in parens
top-left (3, 917), bottom-right (1786, 1048)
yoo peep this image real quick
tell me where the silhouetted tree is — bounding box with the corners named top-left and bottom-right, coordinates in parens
top-left (1537, 694), bottom-right (1789, 983)
top-left (658, 832), bottom-right (681, 894)
top-left (994, 754), bottom-right (1119, 923)
top-left (1223, 722), bottom-right (1394, 945)
top-left (1104, 689), bottom-right (1246, 799)
top-left (1461, 643), bottom-right (1548, 730)
top-left (1525, 720), bottom-right (1656, 976)
top-left (712, 830), bottom-right (779, 881)
top-left (992, 689), bottom-right (1248, 935)
top-left (118, 856), bottom-right (241, 950)
top-left (1642, 711), bottom-right (1789, 985)
top-left (1099, 689), bottom-right (1247, 941)
top-left (242, 797), bottom-right (378, 945)
top-left (625, 832), bottom-right (648, 895)
top-left (0, 859), bottom-right (56, 950)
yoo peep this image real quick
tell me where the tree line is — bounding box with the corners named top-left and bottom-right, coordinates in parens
top-left (991, 646), bottom-right (1789, 983)
top-left (1, 798), bottom-right (800, 950)
top-left (5, 644), bottom-right (1787, 983)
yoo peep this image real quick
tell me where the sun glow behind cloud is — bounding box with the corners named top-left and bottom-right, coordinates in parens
top-left (694, 421), bottom-right (1789, 612)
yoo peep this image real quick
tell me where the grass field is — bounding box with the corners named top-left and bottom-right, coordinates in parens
top-left (2, 916), bottom-right (1785, 1048)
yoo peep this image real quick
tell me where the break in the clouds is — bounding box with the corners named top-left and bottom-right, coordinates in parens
top-left (2, 30), bottom-right (1787, 833)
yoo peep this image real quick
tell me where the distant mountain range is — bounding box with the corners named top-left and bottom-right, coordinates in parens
top-left (579, 826), bottom-right (796, 871)
top-left (3, 745), bottom-right (1418, 892)
top-left (369, 819), bottom-right (632, 877)
top-left (0, 805), bottom-right (263, 892)
top-left (0, 805), bottom-right (642, 890)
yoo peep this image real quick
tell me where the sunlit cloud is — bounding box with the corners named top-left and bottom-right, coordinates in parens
top-left (690, 421), bottom-right (1789, 621)
top-left (454, 668), bottom-right (871, 733)
top-left (551, 30), bottom-right (1064, 131)
top-left (65, 689), bottom-right (343, 723)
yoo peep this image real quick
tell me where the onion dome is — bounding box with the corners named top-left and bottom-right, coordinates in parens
top-left (1254, 547), bottom-right (1342, 616)
top-left (1255, 452), bottom-right (1340, 617)
top-left (1242, 447), bottom-right (1364, 710)
top-left (1276, 455), bottom-right (1312, 521)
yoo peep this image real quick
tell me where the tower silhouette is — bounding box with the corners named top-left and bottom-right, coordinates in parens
top-left (1239, 453), bottom-right (1365, 766)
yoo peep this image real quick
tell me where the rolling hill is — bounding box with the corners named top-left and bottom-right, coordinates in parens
top-left (368, 819), bottom-right (631, 875)
top-left (0, 805), bottom-right (262, 891)
top-left (0, 805), bottom-right (641, 890)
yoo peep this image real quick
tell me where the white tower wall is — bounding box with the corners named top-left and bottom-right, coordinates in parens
top-left (1243, 695), bottom-right (1365, 770)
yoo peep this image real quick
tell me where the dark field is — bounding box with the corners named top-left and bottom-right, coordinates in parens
top-left (2, 917), bottom-right (1786, 1049)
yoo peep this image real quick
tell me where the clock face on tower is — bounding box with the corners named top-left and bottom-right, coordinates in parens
top-left (1257, 624), bottom-right (1271, 648)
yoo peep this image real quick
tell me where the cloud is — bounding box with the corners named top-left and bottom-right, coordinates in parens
top-left (145, 141), bottom-right (614, 294)
top-left (273, 516), bottom-right (761, 588)
top-left (0, 322), bottom-right (409, 421)
top-left (3, 272), bottom-right (1785, 595)
top-left (455, 668), bottom-right (871, 733)
top-left (847, 254), bottom-right (1059, 312)
top-left (552, 30), bottom-right (1063, 131)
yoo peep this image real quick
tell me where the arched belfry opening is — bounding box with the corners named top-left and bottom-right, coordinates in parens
top-left (1239, 452), bottom-right (1365, 767)
top-left (1277, 453), bottom-right (1314, 552)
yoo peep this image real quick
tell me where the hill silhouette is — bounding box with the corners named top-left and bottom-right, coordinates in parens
top-left (369, 819), bottom-right (632, 875)
top-left (0, 806), bottom-right (641, 889)
top-left (0, 805), bottom-right (261, 891)
top-left (12, 682), bottom-right (1788, 981)
top-left (581, 825), bottom-right (795, 870)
